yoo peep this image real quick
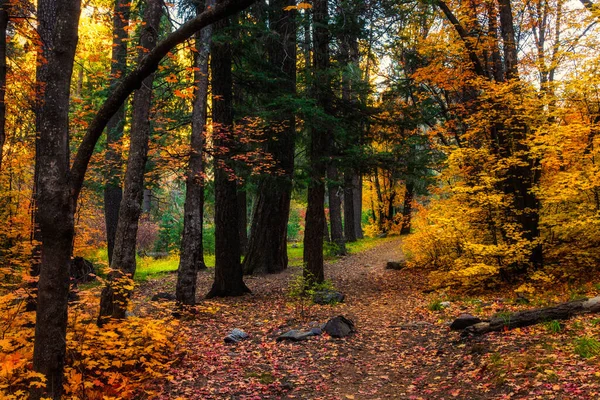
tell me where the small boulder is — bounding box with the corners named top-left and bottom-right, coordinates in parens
top-left (276, 329), bottom-right (316, 342)
top-left (323, 315), bottom-right (356, 338)
top-left (385, 260), bottom-right (405, 270)
top-left (440, 301), bottom-right (451, 308)
top-left (313, 290), bottom-right (345, 305)
top-left (450, 314), bottom-right (482, 331)
top-left (151, 292), bottom-right (176, 301)
top-left (224, 328), bottom-right (249, 344)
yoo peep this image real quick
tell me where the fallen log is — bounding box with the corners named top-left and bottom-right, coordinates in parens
top-left (462, 296), bottom-right (600, 335)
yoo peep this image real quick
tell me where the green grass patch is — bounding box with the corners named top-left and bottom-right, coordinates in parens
top-left (574, 336), bottom-right (600, 358)
top-left (428, 299), bottom-right (443, 311)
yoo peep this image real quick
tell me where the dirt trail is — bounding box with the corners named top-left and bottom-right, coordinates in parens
top-left (147, 237), bottom-right (599, 400)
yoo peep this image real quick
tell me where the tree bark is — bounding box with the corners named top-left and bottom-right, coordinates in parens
top-left (206, 5), bottom-right (250, 298)
top-left (98, 0), bottom-right (163, 324)
top-left (303, 0), bottom-right (330, 284)
top-left (462, 296), bottom-right (600, 335)
top-left (243, 0), bottom-right (296, 275)
top-left (400, 182), bottom-right (414, 235)
top-left (0, 0), bottom-right (8, 172)
top-left (238, 188), bottom-right (248, 255)
top-left (328, 164), bottom-right (346, 254)
top-left (176, 0), bottom-right (213, 306)
top-left (354, 174), bottom-right (363, 238)
top-left (344, 171), bottom-right (357, 242)
top-left (104, 0), bottom-right (130, 265)
top-left (31, 0), bottom-right (81, 397)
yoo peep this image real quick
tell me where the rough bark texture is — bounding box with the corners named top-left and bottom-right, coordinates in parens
top-left (98, 0), bottom-right (162, 323)
top-left (206, 6), bottom-right (250, 298)
top-left (243, 0), bottom-right (296, 275)
top-left (238, 189), bottom-right (248, 255)
top-left (31, 0), bottom-right (81, 398)
top-left (0, 0), bottom-right (7, 172)
top-left (176, 0), bottom-right (213, 306)
top-left (343, 171), bottom-right (357, 242)
top-left (354, 174), bottom-right (363, 238)
top-left (328, 165), bottom-right (346, 254)
top-left (464, 296), bottom-right (600, 335)
top-left (104, 0), bottom-right (130, 265)
top-left (304, 0), bottom-right (330, 284)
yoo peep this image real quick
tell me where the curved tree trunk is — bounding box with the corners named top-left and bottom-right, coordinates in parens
top-left (176, 0), bottom-right (213, 306)
top-left (400, 182), bottom-right (414, 235)
top-left (207, 5), bottom-right (250, 298)
top-left (98, 0), bottom-right (163, 323)
top-left (104, 0), bottom-right (130, 265)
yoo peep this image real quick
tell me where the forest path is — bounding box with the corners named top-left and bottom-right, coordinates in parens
top-left (146, 236), bottom-right (594, 400)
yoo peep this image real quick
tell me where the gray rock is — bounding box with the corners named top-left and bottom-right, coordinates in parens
top-left (323, 315), bottom-right (356, 338)
top-left (313, 290), bottom-right (345, 305)
top-left (224, 328), bottom-right (249, 343)
top-left (310, 327), bottom-right (323, 336)
top-left (276, 329), bottom-right (316, 342)
top-left (450, 314), bottom-right (482, 331)
top-left (440, 301), bottom-right (451, 308)
top-left (386, 260), bottom-right (405, 270)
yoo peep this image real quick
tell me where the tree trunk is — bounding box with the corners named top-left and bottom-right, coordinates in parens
top-left (31, 0), bottom-right (81, 398)
top-left (328, 164), bottom-right (346, 254)
top-left (0, 0), bottom-right (8, 172)
top-left (206, 6), bottom-right (250, 298)
top-left (354, 174), bottom-right (363, 238)
top-left (243, 0), bottom-right (296, 275)
top-left (176, 0), bottom-right (213, 306)
top-left (400, 182), bottom-right (414, 235)
top-left (103, 0), bottom-right (130, 265)
top-left (462, 296), bottom-right (600, 335)
top-left (303, 0), bottom-right (330, 284)
top-left (238, 188), bottom-right (248, 255)
top-left (98, 0), bottom-right (162, 324)
top-left (344, 171), bottom-right (357, 242)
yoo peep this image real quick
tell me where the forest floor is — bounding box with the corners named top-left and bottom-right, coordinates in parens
top-left (136, 237), bottom-right (600, 399)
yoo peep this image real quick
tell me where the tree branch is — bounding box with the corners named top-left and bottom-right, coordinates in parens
top-left (70, 0), bottom-right (257, 202)
top-left (434, 0), bottom-right (486, 77)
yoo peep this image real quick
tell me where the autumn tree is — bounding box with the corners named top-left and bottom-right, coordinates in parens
top-left (30, 1), bottom-right (256, 397)
top-left (98, 0), bottom-right (163, 323)
top-left (104, 0), bottom-right (130, 264)
top-left (176, 0), bottom-right (214, 305)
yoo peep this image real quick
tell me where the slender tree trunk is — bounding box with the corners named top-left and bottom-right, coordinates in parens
top-left (303, 0), bottom-right (330, 284)
top-left (328, 164), bottom-right (346, 253)
top-left (104, 0), bottom-right (130, 265)
top-left (238, 188), bottom-right (248, 255)
top-left (176, 0), bottom-right (213, 305)
top-left (400, 182), bottom-right (414, 235)
top-left (343, 171), bottom-right (357, 242)
top-left (0, 0), bottom-right (8, 172)
top-left (354, 174), bottom-right (363, 238)
top-left (31, 0), bottom-right (81, 397)
top-left (207, 5), bottom-right (250, 297)
top-left (98, 0), bottom-right (163, 323)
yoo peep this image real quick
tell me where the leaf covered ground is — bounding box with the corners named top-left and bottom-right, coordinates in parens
top-left (135, 237), bottom-right (600, 399)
